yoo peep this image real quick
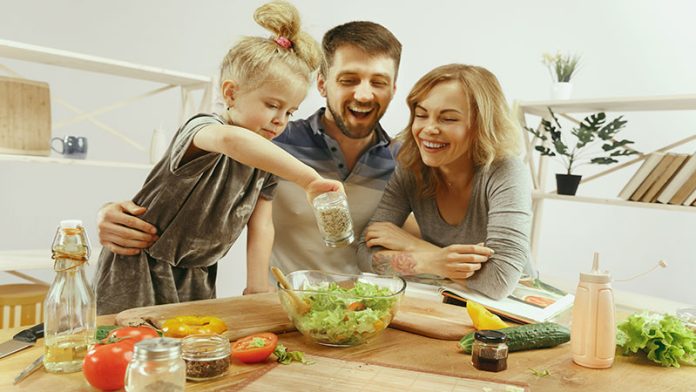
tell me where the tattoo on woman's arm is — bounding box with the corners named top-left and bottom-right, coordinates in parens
top-left (373, 252), bottom-right (417, 275)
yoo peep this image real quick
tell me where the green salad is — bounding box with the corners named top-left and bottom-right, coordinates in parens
top-left (294, 281), bottom-right (397, 346)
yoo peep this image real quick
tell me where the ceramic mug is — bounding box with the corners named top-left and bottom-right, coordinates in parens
top-left (51, 136), bottom-right (88, 159)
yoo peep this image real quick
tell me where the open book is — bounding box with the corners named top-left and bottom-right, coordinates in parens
top-left (438, 278), bottom-right (575, 324)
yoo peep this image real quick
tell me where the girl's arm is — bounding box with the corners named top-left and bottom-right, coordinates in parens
top-left (193, 123), bottom-right (343, 198)
top-left (244, 198), bottom-right (274, 295)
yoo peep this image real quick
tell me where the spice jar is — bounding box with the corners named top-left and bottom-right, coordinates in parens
top-left (182, 334), bottom-right (231, 381)
top-left (312, 191), bottom-right (354, 247)
top-left (471, 330), bottom-right (508, 372)
top-left (125, 338), bottom-right (186, 392)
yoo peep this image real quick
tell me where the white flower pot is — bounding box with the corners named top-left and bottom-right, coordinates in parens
top-left (550, 82), bottom-right (573, 100)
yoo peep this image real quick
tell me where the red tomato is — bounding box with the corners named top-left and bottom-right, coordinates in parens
top-left (83, 326), bottom-right (159, 391)
top-left (231, 332), bottom-right (279, 364)
top-left (107, 325), bottom-right (159, 342)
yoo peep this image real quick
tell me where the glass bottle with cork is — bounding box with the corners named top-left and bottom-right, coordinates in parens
top-left (43, 219), bottom-right (96, 373)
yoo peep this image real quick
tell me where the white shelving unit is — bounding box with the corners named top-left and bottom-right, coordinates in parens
top-left (514, 94), bottom-right (696, 264)
top-left (0, 39), bottom-right (214, 280)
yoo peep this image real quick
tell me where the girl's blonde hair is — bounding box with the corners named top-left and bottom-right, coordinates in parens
top-left (220, 1), bottom-right (322, 91)
top-left (396, 63), bottom-right (521, 198)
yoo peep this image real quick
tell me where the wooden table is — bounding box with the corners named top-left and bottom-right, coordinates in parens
top-left (1, 297), bottom-right (692, 391)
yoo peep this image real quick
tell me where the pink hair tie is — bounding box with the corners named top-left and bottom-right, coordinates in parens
top-left (275, 36), bottom-right (293, 49)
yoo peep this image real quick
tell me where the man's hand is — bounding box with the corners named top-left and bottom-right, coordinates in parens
top-left (97, 200), bottom-right (158, 256)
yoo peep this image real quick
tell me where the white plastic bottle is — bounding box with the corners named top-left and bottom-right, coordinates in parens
top-left (570, 252), bottom-right (615, 368)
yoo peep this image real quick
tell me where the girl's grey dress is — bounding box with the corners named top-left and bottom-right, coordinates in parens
top-left (95, 114), bottom-right (277, 315)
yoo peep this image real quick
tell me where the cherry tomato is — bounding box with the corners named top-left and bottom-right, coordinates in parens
top-left (231, 332), bottom-right (279, 364)
top-left (83, 326), bottom-right (159, 391)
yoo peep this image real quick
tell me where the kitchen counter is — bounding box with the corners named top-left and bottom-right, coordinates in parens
top-left (1, 295), bottom-right (693, 391)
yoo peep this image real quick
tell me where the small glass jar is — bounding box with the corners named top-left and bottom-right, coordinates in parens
top-left (125, 337), bottom-right (186, 392)
top-left (471, 330), bottom-right (508, 372)
top-left (182, 334), bottom-right (231, 381)
top-left (312, 191), bottom-right (354, 247)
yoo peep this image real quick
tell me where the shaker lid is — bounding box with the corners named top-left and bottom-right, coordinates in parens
top-left (579, 252), bottom-right (611, 283)
top-left (134, 337), bottom-right (182, 361)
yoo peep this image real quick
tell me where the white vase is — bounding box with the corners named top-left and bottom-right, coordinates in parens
top-left (550, 82), bottom-right (573, 100)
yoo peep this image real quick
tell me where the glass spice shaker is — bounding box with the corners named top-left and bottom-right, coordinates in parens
top-left (125, 338), bottom-right (186, 392)
top-left (471, 330), bottom-right (508, 372)
top-left (182, 334), bottom-right (231, 381)
top-left (312, 191), bottom-right (354, 247)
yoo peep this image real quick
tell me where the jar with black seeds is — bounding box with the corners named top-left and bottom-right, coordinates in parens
top-left (181, 334), bottom-right (231, 381)
top-left (312, 191), bottom-right (354, 247)
top-left (471, 330), bottom-right (508, 372)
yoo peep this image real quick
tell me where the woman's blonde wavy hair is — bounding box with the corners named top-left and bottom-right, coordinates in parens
top-left (220, 1), bottom-right (322, 91)
top-left (396, 63), bottom-right (521, 199)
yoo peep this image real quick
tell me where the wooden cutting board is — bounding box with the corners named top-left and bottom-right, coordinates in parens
top-left (115, 293), bottom-right (473, 341)
top-left (233, 354), bottom-right (528, 392)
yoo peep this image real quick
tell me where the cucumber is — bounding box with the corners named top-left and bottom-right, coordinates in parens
top-left (458, 322), bottom-right (570, 354)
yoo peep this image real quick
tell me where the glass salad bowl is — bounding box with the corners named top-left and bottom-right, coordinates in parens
top-left (277, 270), bottom-right (406, 347)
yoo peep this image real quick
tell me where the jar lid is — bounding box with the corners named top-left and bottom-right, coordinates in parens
top-left (134, 337), bottom-right (182, 361)
top-left (60, 220), bottom-right (83, 229)
top-left (181, 334), bottom-right (231, 360)
top-left (474, 330), bottom-right (507, 343)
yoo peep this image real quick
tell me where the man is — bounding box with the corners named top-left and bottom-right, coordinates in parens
top-left (97, 21), bottom-right (405, 283)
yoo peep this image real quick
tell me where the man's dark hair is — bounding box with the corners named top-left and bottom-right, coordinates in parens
top-left (321, 21), bottom-right (402, 77)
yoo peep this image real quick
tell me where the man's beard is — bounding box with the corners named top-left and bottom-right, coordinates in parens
top-left (326, 99), bottom-right (380, 140)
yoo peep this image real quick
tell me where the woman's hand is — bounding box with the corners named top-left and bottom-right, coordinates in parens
top-left (422, 244), bottom-right (494, 280)
top-left (365, 222), bottom-right (434, 252)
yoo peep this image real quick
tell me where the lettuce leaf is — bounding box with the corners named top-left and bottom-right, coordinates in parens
top-left (616, 312), bottom-right (696, 367)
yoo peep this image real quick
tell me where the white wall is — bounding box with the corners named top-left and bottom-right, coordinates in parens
top-left (1, 0), bottom-right (694, 304)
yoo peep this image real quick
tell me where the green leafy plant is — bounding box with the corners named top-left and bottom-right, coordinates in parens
top-left (616, 312), bottom-right (696, 367)
top-left (525, 108), bottom-right (638, 174)
top-left (542, 52), bottom-right (581, 83)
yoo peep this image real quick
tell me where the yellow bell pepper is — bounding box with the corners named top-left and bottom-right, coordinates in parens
top-left (161, 315), bottom-right (228, 338)
top-left (466, 301), bottom-right (509, 330)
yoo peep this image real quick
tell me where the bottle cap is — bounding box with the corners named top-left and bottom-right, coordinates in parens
top-left (579, 252), bottom-right (611, 284)
top-left (60, 220), bottom-right (83, 229)
top-left (474, 330), bottom-right (507, 344)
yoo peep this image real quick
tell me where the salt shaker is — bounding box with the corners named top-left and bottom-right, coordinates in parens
top-left (125, 338), bottom-right (186, 392)
top-left (312, 191), bottom-right (354, 247)
top-left (570, 252), bottom-right (615, 368)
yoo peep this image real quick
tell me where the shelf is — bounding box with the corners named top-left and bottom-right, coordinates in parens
top-left (0, 153), bottom-right (152, 169)
top-left (518, 94), bottom-right (696, 116)
top-left (0, 247), bottom-right (102, 271)
top-left (533, 191), bottom-right (696, 213)
top-left (0, 39), bottom-right (211, 87)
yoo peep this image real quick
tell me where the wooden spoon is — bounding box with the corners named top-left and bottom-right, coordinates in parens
top-left (271, 267), bottom-right (310, 315)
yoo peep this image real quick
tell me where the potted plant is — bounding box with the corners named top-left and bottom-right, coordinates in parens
top-left (525, 108), bottom-right (638, 195)
top-left (542, 52), bottom-right (581, 99)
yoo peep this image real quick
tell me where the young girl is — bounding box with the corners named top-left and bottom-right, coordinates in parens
top-left (95, 1), bottom-right (341, 315)
top-left (358, 64), bottom-right (533, 300)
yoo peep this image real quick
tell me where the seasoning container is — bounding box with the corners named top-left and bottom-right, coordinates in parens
top-left (182, 334), bottom-right (231, 381)
top-left (471, 330), bottom-right (508, 372)
top-left (312, 191), bottom-right (354, 247)
top-left (125, 338), bottom-right (186, 392)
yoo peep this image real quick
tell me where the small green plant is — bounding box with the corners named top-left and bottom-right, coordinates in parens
top-left (542, 52), bottom-right (581, 83)
top-left (525, 108), bottom-right (638, 175)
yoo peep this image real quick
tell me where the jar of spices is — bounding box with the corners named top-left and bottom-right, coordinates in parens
top-left (182, 334), bottom-right (231, 381)
top-left (125, 337), bottom-right (186, 392)
top-left (471, 330), bottom-right (508, 372)
top-left (312, 191), bottom-right (354, 247)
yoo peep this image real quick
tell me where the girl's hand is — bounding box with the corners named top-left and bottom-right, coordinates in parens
top-left (365, 222), bottom-right (434, 252)
top-left (304, 178), bottom-right (345, 204)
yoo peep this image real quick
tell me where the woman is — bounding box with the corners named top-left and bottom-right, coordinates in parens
top-left (357, 64), bottom-right (532, 300)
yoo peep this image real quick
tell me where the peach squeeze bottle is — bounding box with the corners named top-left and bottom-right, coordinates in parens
top-left (570, 252), bottom-right (615, 369)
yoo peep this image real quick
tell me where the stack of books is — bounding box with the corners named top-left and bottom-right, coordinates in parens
top-left (618, 151), bottom-right (696, 206)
